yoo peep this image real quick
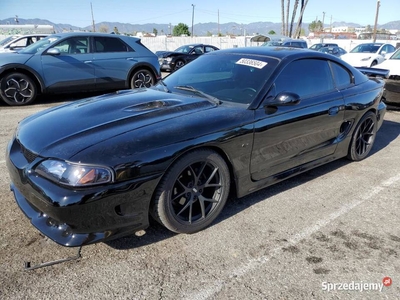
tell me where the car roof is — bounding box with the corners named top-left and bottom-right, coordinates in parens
top-left (47, 32), bottom-right (136, 38)
top-left (215, 46), bottom-right (316, 59)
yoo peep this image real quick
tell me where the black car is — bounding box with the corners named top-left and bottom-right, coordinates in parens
top-left (7, 47), bottom-right (387, 247)
top-left (281, 39), bottom-right (308, 48)
top-left (0, 32), bottom-right (161, 106)
top-left (156, 43), bottom-right (219, 71)
top-left (309, 43), bottom-right (339, 51)
top-left (318, 46), bottom-right (347, 57)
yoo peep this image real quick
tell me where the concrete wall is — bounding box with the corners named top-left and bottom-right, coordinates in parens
top-left (1, 34), bottom-right (398, 54)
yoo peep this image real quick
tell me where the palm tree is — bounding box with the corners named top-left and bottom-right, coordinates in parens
top-left (285, 0), bottom-right (291, 36)
top-left (294, 0), bottom-right (309, 38)
top-left (289, 0), bottom-right (299, 37)
top-left (281, 0), bottom-right (285, 36)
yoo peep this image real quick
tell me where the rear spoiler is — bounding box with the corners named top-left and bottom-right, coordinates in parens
top-left (356, 67), bottom-right (389, 78)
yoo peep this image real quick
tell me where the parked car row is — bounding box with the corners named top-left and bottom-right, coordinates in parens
top-left (0, 32), bottom-right (398, 106)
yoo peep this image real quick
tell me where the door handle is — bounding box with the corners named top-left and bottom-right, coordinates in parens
top-left (328, 106), bottom-right (339, 116)
top-left (84, 60), bottom-right (93, 64)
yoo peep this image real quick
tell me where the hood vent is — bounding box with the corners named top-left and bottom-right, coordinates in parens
top-left (123, 99), bottom-right (181, 112)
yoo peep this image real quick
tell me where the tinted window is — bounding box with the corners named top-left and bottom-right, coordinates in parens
top-left (330, 62), bottom-right (352, 88)
top-left (205, 46), bottom-right (217, 53)
top-left (94, 37), bottom-right (130, 53)
top-left (274, 59), bottom-right (335, 98)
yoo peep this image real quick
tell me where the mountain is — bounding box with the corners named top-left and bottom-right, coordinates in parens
top-left (1, 18), bottom-right (399, 36)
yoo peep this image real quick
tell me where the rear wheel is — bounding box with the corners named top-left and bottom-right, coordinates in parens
top-left (347, 111), bottom-right (377, 161)
top-left (370, 60), bottom-right (378, 67)
top-left (0, 72), bottom-right (37, 106)
top-left (152, 149), bottom-right (230, 234)
top-left (130, 69), bottom-right (155, 89)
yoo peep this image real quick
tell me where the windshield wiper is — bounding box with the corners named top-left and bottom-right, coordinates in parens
top-left (174, 85), bottom-right (221, 105)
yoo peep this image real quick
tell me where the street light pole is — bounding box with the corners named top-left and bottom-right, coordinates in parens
top-left (191, 4), bottom-right (195, 37)
top-left (373, 0), bottom-right (381, 42)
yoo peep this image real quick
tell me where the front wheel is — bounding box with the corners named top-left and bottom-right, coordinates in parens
top-left (0, 72), bottom-right (37, 106)
top-left (130, 69), bottom-right (155, 89)
top-left (347, 111), bottom-right (377, 161)
top-left (152, 149), bottom-right (230, 234)
top-left (174, 60), bottom-right (185, 71)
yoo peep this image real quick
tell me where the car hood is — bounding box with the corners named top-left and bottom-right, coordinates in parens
top-left (0, 52), bottom-right (33, 65)
top-left (374, 59), bottom-right (400, 76)
top-left (17, 89), bottom-right (217, 159)
top-left (341, 53), bottom-right (378, 62)
top-left (156, 51), bottom-right (184, 58)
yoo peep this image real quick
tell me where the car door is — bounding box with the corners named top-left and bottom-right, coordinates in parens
top-left (185, 45), bottom-right (204, 63)
top-left (40, 36), bottom-right (95, 92)
top-left (92, 36), bottom-right (135, 90)
top-left (250, 58), bottom-right (345, 181)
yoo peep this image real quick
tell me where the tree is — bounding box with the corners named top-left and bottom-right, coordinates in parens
top-left (173, 23), bottom-right (190, 36)
top-left (308, 20), bottom-right (323, 32)
top-left (268, 30), bottom-right (276, 35)
top-left (280, 0), bottom-right (309, 38)
top-left (99, 25), bottom-right (108, 33)
top-left (153, 28), bottom-right (158, 36)
top-left (113, 26), bottom-right (120, 34)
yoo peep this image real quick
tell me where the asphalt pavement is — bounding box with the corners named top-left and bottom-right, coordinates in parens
top-left (0, 100), bottom-right (399, 300)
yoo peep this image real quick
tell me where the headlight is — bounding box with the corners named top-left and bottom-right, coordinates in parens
top-left (35, 159), bottom-right (113, 186)
top-left (361, 56), bottom-right (371, 61)
top-left (166, 57), bottom-right (172, 62)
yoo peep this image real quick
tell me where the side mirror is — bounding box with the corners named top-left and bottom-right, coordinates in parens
top-left (46, 48), bottom-right (61, 56)
top-left (268, 92), bottom-right (301, 106)
top-left (9, 43), bottom-right (17, 50)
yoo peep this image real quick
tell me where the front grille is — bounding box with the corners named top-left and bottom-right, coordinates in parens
top-left (20, 144), bottom-right (38, 163)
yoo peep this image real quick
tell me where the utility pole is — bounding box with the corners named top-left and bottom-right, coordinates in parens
top-left (191, 4), bottom-right (195, 37)
top-left (218, 9), bottom-right (220, 36)
top-left (322, 12), bottom-right (326, 32)
top-left (91, 2), bottom-right (96, 32)
top-left (373, 0), bottom-right (381, 42)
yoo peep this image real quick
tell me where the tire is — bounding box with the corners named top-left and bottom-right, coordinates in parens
top-left (0, 72), bottom-right (37, 106)
top-left (152, 149), bottom-right (230, 234)
top-left (347, 111), bottom-right (377, 161)
top-left (130, 69), bottom-right (155, 89)
top-left (174, 60), bottom-right (185, 71)
top-left (370, 60), bottom-right (378, 67)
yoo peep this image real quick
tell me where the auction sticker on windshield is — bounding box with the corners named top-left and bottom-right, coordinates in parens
top-left (236, 58), bottom-right (268, 69)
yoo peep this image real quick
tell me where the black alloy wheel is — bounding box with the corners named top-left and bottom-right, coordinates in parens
top-left (174, 60), bottom-right (185, 71)
top-left (0, 72), bottom-right (37, 106)
top-left (130, 69), bottom-right (155, 89)
top-left (152, 149), bottom-right (230, 234)
top-left (347, 111), bottom-right (377, 161)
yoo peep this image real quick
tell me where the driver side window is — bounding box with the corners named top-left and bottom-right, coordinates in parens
top-left (274, 59), bottom-right (335, 99)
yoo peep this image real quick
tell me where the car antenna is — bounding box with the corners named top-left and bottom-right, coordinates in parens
top-left (23, 246), bottom-right (82, 271)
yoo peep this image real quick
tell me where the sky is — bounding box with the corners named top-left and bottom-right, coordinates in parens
top-left (1, 0), bottom-right (399, 28)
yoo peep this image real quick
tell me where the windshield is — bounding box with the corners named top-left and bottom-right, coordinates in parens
top-left (350, 44), bottom-right (382, 54)
top-left (390, 48), bottom-right (400, 60)
top-left (157, 52), bottom-right (279, 105)
top-left (0, 36), bottom-right (19, 47)
top-left (19, 35), bottom-right (61, 54)
top-left (174, 45), bottom-right (194, 53)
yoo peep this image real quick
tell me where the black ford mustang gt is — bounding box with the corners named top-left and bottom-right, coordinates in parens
top-left (6, 47), bottom-right (388, 247)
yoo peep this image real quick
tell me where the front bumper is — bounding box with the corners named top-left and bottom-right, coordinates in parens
top-left (6, 138), bottom-right (160, 247)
